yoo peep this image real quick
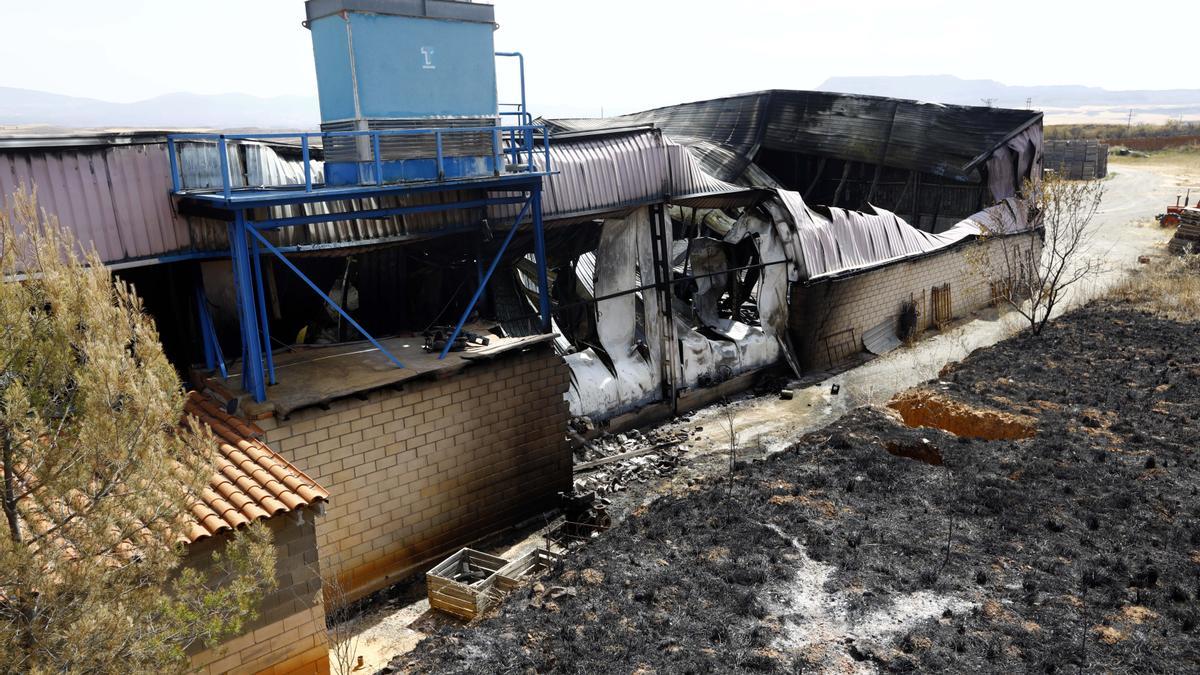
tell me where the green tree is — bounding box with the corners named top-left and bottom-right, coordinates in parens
top-left (0, 187), bottom-right (276, 673)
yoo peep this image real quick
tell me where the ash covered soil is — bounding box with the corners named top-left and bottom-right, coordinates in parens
top-left (389, 302), bottom-right (1200, 674)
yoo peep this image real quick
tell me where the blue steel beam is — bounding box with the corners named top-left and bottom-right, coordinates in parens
top-left (243, 224), bottom-right (406, 370)
top-left (438, 194), bottom-right (533, 359)
top-left (229, 213), bottom-right (267, 401)
top-left (194, 285), bottom-right (228, 380)
top-left (177, 173), bottom-right (543, 211)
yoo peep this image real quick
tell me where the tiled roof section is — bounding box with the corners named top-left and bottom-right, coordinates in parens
top-left (182, 392), bottom-right (329, 544)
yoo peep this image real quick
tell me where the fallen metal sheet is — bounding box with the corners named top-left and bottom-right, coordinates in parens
top-left (863, 319), bottom-right (902, 356)
top-left (773, 191), bottom-right (1032, 282)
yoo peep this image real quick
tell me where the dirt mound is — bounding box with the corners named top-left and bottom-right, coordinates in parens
top-left (888, 389), bottom-right (1036, 440)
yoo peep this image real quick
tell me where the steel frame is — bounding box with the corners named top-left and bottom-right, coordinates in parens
top-left (172, 161), bottom-right (551, 403)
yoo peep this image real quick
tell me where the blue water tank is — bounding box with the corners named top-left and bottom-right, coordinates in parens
top-left (305, 0), bottom-right (499, 185)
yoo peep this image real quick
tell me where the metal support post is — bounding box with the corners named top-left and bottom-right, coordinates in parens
top-left (531, 185), bottom-right (551, 333)
top-left (649, 204), bottom-right (678, 413)
top-left (250, 235), bottom-right (277, 385)
top-left (439, 195), bottom-right (533, 359)
top-left (217, 136), bottom-right (232, 200)
top-left (194, 285), bottom-right (228, 380)
top-left (372, 133), bottom-right (384, 186)
top-left (167, 138), bottom-right (181, 192)
top-left (435, 130), bottom-right (444, 179)
top-left (301, 135), bottom-right (312, 192)
top-left (229, 212), bottom-right (266, 401)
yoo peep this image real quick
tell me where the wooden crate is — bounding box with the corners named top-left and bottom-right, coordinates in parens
top-left (426, 548), bottom-right (510, 620)
top-left (495, 548), bottom-right (562, 592)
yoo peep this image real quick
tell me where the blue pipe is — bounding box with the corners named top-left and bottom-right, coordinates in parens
top-left (244, 224), bottom-right (406, 370)
top-left (439, 195), bottom-right (533, 359)
top-left (495, 52), bottom-right (528, 155)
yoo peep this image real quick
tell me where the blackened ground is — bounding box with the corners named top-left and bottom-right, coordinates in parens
top-left (390, 302), bottom-right (1200, 674)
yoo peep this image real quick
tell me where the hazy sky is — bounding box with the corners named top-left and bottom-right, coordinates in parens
top-left (1, 0), bottom-right (1191, 117)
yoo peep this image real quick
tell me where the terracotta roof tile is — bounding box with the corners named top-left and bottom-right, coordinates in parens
top-left (182, 393), bottom-right (329, 544)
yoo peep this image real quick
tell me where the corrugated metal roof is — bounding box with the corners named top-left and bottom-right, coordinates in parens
top-left (488, 127), bottom-right (749, 224)
top-left (183, 392), bottom-right (328, 544)
top-left (547, 90), bottom-right (1042, 185)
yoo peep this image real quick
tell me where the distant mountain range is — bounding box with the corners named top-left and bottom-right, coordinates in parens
top-left (0, 86), bottom-right (318, 131)
top-left (5, 75), bottom-right (1200, 131)
top-left (817, 75), bottom-right (1200, 121)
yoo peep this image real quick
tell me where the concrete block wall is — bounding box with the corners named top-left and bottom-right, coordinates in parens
top-left (189, 511), bottom-right (329, 675)
top-left (258, 343), bottom-right (572, 601)
top-left (790, 233), bottom-right (1041, 370)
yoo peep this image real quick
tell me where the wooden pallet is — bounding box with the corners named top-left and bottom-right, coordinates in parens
top-left (495, 548), bottom-right (563, 592)
top-left (426, 548), bottom-right (510, 620)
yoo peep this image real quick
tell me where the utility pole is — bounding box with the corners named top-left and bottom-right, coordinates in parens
top-left (1025, 97), bottom-right (1032, 110)
top-left (1126, 108), bottom-right (1133, 131)
top-left (980, 97), bottom-right (997, 108)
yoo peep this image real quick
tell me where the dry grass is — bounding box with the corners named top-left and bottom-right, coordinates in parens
top-left (1110, 253), bottom-right (1200, 321)
top-left (1109, 146), bottom-right (1200, 173)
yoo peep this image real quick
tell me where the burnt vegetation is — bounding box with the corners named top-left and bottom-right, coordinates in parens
top-left (393, 302), bottom-right (1200, 674)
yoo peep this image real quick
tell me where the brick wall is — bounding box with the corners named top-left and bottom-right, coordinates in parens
top-left (258, 343), bottom-right (572, 601)
top-left (189, 509), bottom-right (329, 675)
top-left (790, 233), bottom-right (1042, 370)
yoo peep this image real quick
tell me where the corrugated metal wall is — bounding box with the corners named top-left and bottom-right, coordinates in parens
top-left (0, 142), bottom-right (191, 262)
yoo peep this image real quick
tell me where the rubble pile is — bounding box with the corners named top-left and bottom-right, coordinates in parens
top-left (572, 426), bottom-right (692, 496)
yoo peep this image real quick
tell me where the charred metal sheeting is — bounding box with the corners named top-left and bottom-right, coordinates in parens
top-left (565, 209), bottom-right (664, 416)
top-left (546, 90), bottom-right (1042, 193)
top-left (563, 205), bottom-right (795, 419)
top-left (773, 192), bottom-right (1031, 282)
top-left (863, 319), bottom-right (902, 356)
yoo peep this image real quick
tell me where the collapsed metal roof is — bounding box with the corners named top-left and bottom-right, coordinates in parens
top-left (545, 89), bottom-right (1043, 185)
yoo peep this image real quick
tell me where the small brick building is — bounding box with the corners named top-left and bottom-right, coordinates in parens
top-left (183, 393), bottom-right (331, 675)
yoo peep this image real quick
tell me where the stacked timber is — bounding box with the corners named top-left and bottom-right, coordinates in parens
top-left (1043, 140), bottom-right (1108, 179)
top-left (1168, 208), bottom-right (1200, 254)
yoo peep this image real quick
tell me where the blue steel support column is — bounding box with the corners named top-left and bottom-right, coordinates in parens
top-left (249, 233), bottom-right (277, 385)
top-left (531, 184), bottom-right (551, 333)
top-left (195, 286), bottom-right (215, 371)
top-left (229, 212), bottom-right (267, 402)
top-left (439, 195), bottom-right (533, 359)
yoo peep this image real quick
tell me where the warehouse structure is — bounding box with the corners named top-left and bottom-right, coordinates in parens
top-left (0, 0), bottom-right (1046, 670)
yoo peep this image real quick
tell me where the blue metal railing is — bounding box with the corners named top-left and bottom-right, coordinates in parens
top-left (166, 124), bottom-right (552, 196)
